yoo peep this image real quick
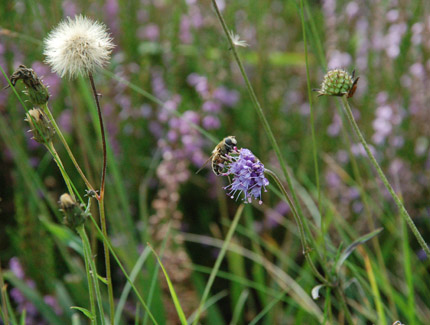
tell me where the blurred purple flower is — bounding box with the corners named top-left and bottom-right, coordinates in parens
top-left (138, 24), bottom-right (160, 41)
top-left (223, 148), bottom-right (269, 204)
top-left (32, 61), bottom-right (61, 98)
top-left (57, 109), bottom-right (72, 134)
top-left (213, 87), bottom-right (239, 107)
top-left (202, 115), bottom-right (220, 130)
top-left (202, 101), bottom-right (222, 113)
top-left (62, 0), bottom-right (78, 17)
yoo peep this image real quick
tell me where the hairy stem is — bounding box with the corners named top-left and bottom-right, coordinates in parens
top-left (45, 141), bottom-right (74, 198)
top-left (341, 96), bottom-right (430, 257)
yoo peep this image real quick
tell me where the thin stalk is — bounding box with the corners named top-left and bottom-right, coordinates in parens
top-left (341, 96), bottom-right (430, 257)
top-left (265, 169), bottom-right (328, 285)
top-left (86, 214), bottom-right (158, 324)
top-left (88, 73), bottom-right (114, 322)
top-left (78, 224), bottom-right (106, 325)
top-left (42, 103), bottom-right (96, 195)
top-left (76, 225), bottom-right (97, 325)
top-left (45, 141), bottom-right (74, 198)
top-left (192, 204), bottom-right (245, 325)
top-left (210, 0), bottom-right (305, 219)
top-left (299, 0), bottom-right (321, 216)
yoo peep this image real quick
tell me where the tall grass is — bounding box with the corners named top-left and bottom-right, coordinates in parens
top-left (0, 0), bottom-right (429, 324)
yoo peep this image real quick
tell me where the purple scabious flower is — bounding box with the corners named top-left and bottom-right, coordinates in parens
top-left (223, 148), bottom-right (269, 204)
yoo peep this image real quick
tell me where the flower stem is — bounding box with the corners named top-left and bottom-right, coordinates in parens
top-left (265, 169), bottom-right (329, 285)
top-left (341, 96), bottom-right (430, 257)
top-left (210, 0), bottom-right (305, 219)
top-left (88, 73), bottom-right (114, 322)
top-left (45, 141), bottom-right (75, 199)
top-left (42, 103), bottom-right (97, 195)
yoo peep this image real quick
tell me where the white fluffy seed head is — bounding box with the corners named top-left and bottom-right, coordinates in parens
top-left (44, 15), bottom-right (115, 79)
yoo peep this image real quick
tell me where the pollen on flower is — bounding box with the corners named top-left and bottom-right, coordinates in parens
top-left (222, 148), bottom-right (269, 204)
top-left (43, 15), bottom-right (115, 79)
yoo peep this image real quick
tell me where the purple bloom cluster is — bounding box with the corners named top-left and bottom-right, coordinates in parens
top-left (9, 257), bottom-right (62, 324)
top-left (223, 148), bottom-right (269, 204)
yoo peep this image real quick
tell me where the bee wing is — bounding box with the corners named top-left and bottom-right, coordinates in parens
top-left (195, 153), bottom-right (215, 174)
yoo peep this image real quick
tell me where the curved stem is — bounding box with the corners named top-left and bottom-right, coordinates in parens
top-left (341, 96), bottom-right (430, 257)
top-left (88, 73), bottom-right (114, 321)
top-left (210, 0), bottom-right (305, 220)
top-left (42, 103), bottom-right (96, 195)
top-left (265, 169), bottom-right (329, 285)
top-left (88, 74), bottom-right (107, 198)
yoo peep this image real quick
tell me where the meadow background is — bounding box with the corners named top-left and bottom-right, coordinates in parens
top-left (0, 0), bottom-right (429, 324)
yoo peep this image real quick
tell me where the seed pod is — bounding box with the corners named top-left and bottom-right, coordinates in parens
top-left (315, 69), bottom-right (359, 98)
top-left (25, 108), bottom-right (55, 143)
top-left (7, 65), bottom-right (50, 106)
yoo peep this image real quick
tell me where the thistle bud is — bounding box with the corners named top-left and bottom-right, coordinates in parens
top-left (315, 69), bottom-right (359, 98)
top-left (7, 65), bottom-right (50, 106)
top-left (25, 108), bottom-right (55, 143)
top-left (59, 194), bottom-right (87, 229)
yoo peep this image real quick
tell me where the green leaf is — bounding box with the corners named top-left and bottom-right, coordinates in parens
top-left (336, 228), bottom-right (384, 273)
top-left (148, 244), bottom-right (187, 325)
top-left (97, 274), bottom-right (108, 285)
top-left (70, 306), bottom-right (94, 320)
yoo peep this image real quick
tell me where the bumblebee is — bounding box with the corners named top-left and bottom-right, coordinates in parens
top-left (196, 136), bottom-right (238, 175)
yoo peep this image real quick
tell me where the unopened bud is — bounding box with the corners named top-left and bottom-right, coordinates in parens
top-left (315, 69), bottom-right (359, 98)
top-left (25, 108), bottom-right (55, 143)
top-left (59, 194), bottom-right (87, 229)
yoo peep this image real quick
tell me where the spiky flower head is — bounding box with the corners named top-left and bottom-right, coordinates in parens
top-left (223, 148), bottom-right (269, 204)
top-left (25, 108), bottom-right (55, 143)
top-left (44, 15), bottom-right (115, 79)
top-left (59, 193), bottom-right (88, 229)
top-left (315, 69), bottom-right (359, 98)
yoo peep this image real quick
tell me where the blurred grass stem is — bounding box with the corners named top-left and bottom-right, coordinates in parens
top-left (341, 96), bottom-right (430, 258)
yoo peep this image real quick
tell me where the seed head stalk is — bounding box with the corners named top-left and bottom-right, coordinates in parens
top-left (88, 73), bottom-right (114, 321)
top-left (341, 96), bottom-right (430, 257)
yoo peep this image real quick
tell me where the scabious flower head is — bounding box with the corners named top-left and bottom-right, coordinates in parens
top-left (223, 148), bottom-right (269, 204)
top-left (315, 68), bottom-right (359, 98)
top-left (44, 15), bottom-right (115, 79)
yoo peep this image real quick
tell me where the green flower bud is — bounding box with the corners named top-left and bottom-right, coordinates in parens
top-left (315, 69), bottom-right (359, 98)
top-left (7, 65), bottom-right (50, 106)
top-left (59, 194), bottom-right (88, 229)
top-left (25, 108), bottom-right (55, 143)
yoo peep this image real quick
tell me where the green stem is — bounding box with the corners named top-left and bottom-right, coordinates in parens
top-left (42, 103), bottom-right (96, 194)
top-left (76, 225), bottom-right (97, 324)
top-left (265, 169), bottom-right (328, 285)
top-left (210, 0), bottom-right (305, 219)
top-left (45, 141), bottom-right (75, 198)
top-left (299, 0), bottom-right (321, 216)
top-left (192, 204), bottom-right (245, 325)
top-left (341, 96), bottom-right (430, 257)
